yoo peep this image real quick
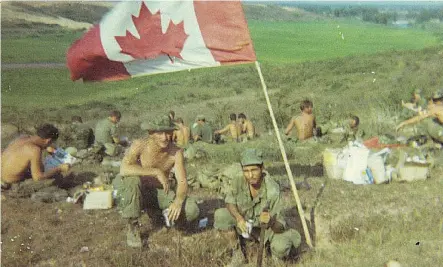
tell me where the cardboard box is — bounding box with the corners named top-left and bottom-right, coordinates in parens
top-left (83, 190), bottom-right (113, 210)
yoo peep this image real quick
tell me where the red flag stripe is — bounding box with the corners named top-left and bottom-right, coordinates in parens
top-left (66, 25), bottom-right (130, 81)
top-left (193, 0), bottom-right (256, 64)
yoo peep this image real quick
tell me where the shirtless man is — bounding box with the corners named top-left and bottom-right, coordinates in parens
top-left (397, 90), bottom-right (443, 144)
top-left (172, 117), bottom-right (190, 147)
top-left (238, 113), bottom-right (255, 141)
top-left (112, 116), bottom-right (200, 247)
top-left (1, 124), bottom-right (70, 188)
top-left (284, 99), bottom-right (316, 141)
top-left (215, 113), bottom-right (241, 142)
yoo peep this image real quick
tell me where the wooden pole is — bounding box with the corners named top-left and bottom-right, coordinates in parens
top-left (254, 61), bottom-right (313, 248)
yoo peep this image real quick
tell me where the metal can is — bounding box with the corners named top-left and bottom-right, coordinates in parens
top-left (162, 209), bottom-right (174, 227)
top-left (241, 219), bottom-right (254, 239)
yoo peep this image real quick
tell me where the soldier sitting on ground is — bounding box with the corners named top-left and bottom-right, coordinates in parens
top-left (1, 124), bottom-right (70, 192)
top-left (172, 117), bottom-right (190, 148)
top-left (397, 89), bottom-right (443, 145)
top-left (93, 110), bottom-right (125, 158)
top-left (285, 99), bottom-right (316, 141)
top-left (238, 113), bottom-right (255, 141)
top-left (112, 116), bottom-right (200, 247)
top-left (344, 115), bottom-right (365, 142)
top-left (214, 148), bottom-right (301, 265)
top-left (214, 113), bottom-right (241, 143)
top-left (191, 115), bottom-right (213, 144)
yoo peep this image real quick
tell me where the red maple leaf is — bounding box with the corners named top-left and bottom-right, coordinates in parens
top-left (115, 2), bottom-right (188, 60)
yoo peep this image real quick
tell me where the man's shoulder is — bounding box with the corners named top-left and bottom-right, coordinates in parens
top-left (264, 174), bottom-right (281, 198)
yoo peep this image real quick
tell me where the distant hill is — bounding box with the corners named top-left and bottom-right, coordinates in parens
top-left (1, 2), bottom-right (321, 33)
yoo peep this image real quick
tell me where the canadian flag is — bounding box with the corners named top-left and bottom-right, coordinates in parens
top-left (67, 0), bottom-right (256, 82)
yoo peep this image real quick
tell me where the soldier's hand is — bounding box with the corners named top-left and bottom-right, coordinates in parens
top-left (259, 211), bottom-right (271, 224)
top-left (168, 200), bottom-right (182, 222)
top-left (59, 163), bottom-right (71, 173)
top-left (236, 218), bottom-right (247, 234)
top-left (157, 172), bottom-right (170, 194)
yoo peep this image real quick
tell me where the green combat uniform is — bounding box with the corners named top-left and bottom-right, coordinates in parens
top-left (192, 115), bottom-right (213, 143)
top-left (93, 118), bottom-right (121, 156)
top-left (213, 149), bottom-right (301, 259)
top-left (112, 175), bottom-right (200, 222)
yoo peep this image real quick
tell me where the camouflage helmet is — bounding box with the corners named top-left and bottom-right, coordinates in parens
top-left (240, 148), bottom-right (263, 166)
top-left (141, 115), bottom-right (177, 132)
top-left (196, 114), bottom-right (205, 121)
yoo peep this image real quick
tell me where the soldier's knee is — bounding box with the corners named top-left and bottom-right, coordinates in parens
top-left (271, 229), bottom-right (301, 259)
top-left (270, 240), bottom-right (291, 259)
top-left (214, 208), bottom-right (235, 230)
top-left (185, 199), bottom-right (200, 222)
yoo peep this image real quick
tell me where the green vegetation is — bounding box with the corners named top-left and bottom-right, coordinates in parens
top-left (1, 31), bottom-right (84, 63)
top-left (249, 20), bottom-right (441, 64)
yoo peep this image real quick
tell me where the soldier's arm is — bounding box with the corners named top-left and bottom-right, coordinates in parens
top-left (215, 125), bottom-right (230, 135)
top-left (172, 130), bottom-right (178, 142)
top-left (396, 110), bottom-right (434, 131)
top-left (284, 118), bottom-right (295, 135)
top-left (120, 140), bottom-right (164, 178)
top-left (247, 122), bottom-right (255, 137)
top-left (29, 146), bottom-right (64, 181)
top-left (110, 124), bottom-right (120, 144)
top-left (173, 149), bottom-right (188, 203)
top-left (226, 203), bottom-right (245, 224)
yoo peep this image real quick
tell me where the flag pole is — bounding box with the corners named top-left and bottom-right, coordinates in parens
top-left (254, 61), bottom-right (313, 248)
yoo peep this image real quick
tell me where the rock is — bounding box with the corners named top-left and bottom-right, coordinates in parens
top-left (31, 186), bottom-right (68, 203)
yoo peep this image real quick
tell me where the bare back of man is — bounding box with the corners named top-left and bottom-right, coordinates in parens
top-left (2, 136), bottom-right (37, 183)
top-left (2, 135), bottom-right (68, 184)
top-left (293, 113), bottom-right (316, 140)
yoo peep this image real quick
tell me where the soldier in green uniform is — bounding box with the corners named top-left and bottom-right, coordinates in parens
top-left (192, 115), bottom-right (213, 143)
top-left (93, 110), bottom-right (122, 157)
top-left (112, 116), bottom-right (200, 247)
top-left (214, 148), bottom-right (301, 263)
top-left (344, 115), bottom-right (365, 142)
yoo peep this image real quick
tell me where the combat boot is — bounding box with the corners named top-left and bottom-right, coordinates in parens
top-left (126, 219), bottom-right (142, 248)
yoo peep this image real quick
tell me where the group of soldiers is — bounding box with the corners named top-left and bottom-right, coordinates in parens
top-left (168, 110), bottom-right (257, 147)
top-left (2, 88), bottom-right (442, 264)
top-left (1, 109), bottom-right (300, 264)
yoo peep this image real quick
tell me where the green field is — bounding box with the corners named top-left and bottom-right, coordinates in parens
top-left (1, 20), bottom-right (441, 64)
top-left (250, 20), bottom-right (441, 63)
